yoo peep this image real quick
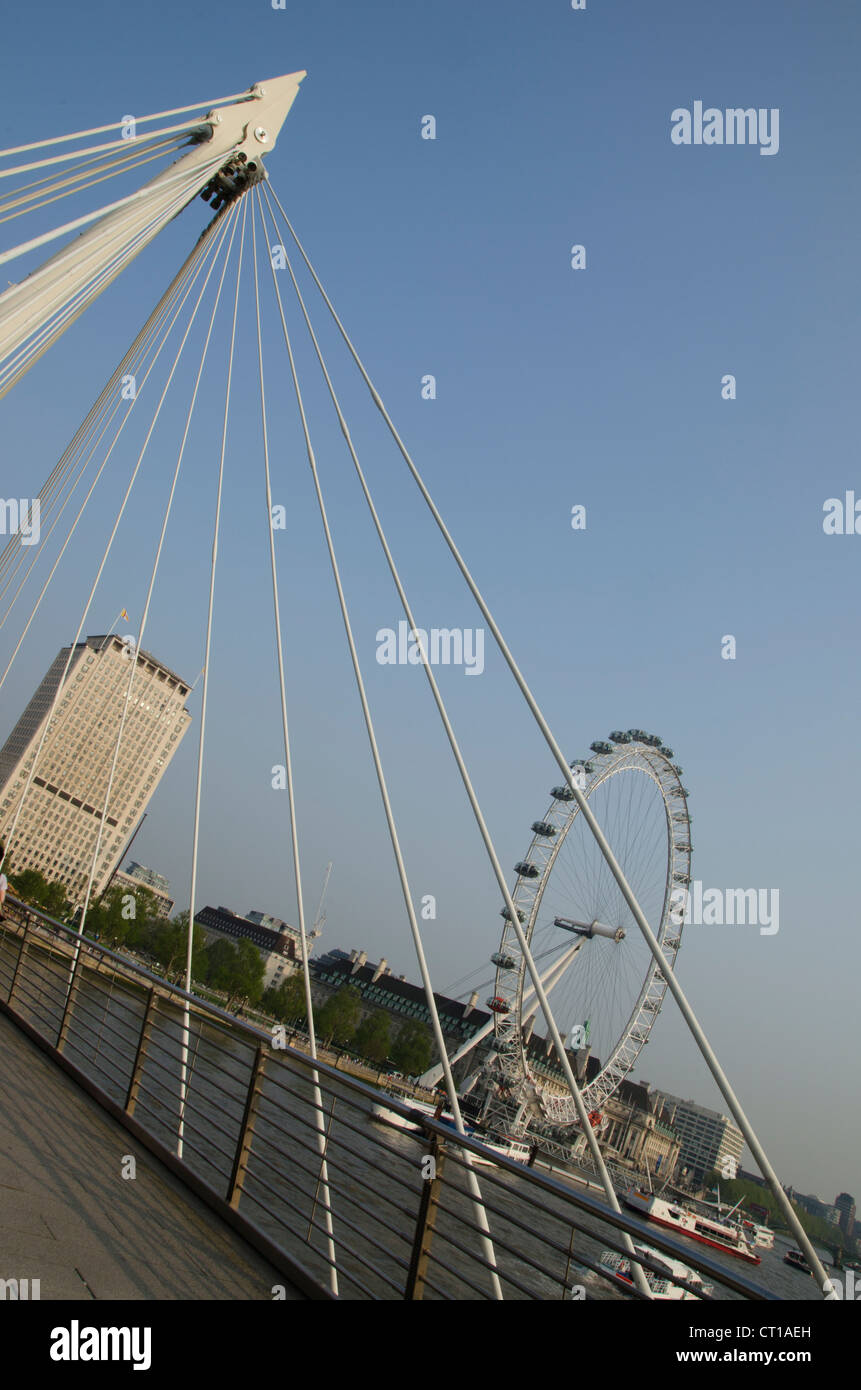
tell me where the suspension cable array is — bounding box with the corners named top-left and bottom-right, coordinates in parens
top-left (0, 75), bottom-right (835, 1301)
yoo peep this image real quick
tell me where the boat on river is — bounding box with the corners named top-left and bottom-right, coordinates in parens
top-left (623, 1189), bottom-right (761, 1265)
top-left (599, 1243), bottom-right (714, 1300)
top-left (370, 1098), bottom-right (529, 1163)
top-left (468, 1135), bottom-right (531, 1166)
top-left (702, 1209), bottom-right (773, 1252)
top-left (701, 1193), bottom-right (774, 1250)
top-left (371, 1096), bottom-right (441, 1130)
top-left (783, 1248), bottom-right (812, 1275)
top-left (737, 1215), bottom-right (774, 1250)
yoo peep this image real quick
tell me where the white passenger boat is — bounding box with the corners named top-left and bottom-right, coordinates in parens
top-left (599, 1244), bottom-right (714, 1300)
top-left (623, 1189), bottom-right (761, 1265)
top-left (468, 1136), bottom-right (531, 1166)
top-left (702, 1193), bottom-right (774, 1251)
top-left (370, 1099), bottom-right (529, 1164)
top-left (370, 1097), bottom-right (449, 1131)
top-left (737, 1216), bottom-right (774, 1250)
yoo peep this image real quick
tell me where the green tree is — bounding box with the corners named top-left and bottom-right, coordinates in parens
top-left (7, 867), bottom-right (49, 903)
top-left (125, 914), bottom-right (160, 958)
top-left (264, 972), bottom-right (307, 1023)
top-left (88, 882), bottom-right (161, 947)
top-left (205, 938), bottom-right (237, 990)
top-left (41, 878), bottom-right (71, 919)
top-left (316, 985), bottom-right (362, 1047)
top-left (391, 1018), bottom-right (433, 1075)
top-left (87, 883), bottom-right (130, 945)
top-left (149, 914), bottom-right (208, 983)
top-left (204, 936), bottom-right (265, 1012)
top-left (353, 1010), bottom-right (391, 1064)
top-left (8, 867), bottom-right (70, 919)
top-left (234, 937), bottom-right (266, 1009)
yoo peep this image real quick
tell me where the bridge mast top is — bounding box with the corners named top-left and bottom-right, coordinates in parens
top-left (0, 71), bottom-right (306, 391)
top-left (206, 71), bottom-right (307, 164)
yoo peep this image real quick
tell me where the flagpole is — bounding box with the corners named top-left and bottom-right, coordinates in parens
top-left (105, 606), bottom-right (130, 643)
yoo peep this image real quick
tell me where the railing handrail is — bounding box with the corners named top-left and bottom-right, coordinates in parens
top-left (1, 894), bottom-right (781, 1300)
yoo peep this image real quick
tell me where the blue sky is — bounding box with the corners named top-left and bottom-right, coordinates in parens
top-left (1, 0), bottom-right (859, 1203)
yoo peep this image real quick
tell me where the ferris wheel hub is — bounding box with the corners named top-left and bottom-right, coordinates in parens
top-left (553, 916), bottom-right (625, 943)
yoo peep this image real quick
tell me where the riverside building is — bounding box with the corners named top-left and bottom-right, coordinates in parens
top-left (113, 861), bottom-right (175, 918)
top-left (193, 904), bottom-right (303, 989)
top-left (652, 1090), bottom-right (744, 1182)
top-left (310, 948), bottom-right (490, 1061)
top-left (835, 1192), bottom-right (856, 1238)
top-left (0, 634), bottom-right (191, 901)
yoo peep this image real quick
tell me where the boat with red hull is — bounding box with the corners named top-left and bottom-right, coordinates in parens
top-left (623, 1189), bottom-right (761, 1265)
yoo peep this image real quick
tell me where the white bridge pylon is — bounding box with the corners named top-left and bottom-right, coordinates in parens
top-left (0, 73), bottom-right (305, 396)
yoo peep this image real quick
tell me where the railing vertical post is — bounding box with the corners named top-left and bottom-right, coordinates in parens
top-left (6, 914), bottom-right (31, 1006)
top-left (307, 1097), bottom-right (336, 1240)
top-left (227, 1043), bottom-right (267, 1209)
top-left (404, 1133), bottom-right (447, 1301)
top-left (125, 988), bottom-right (158, 1116)
top-left (56, 941), bottom-right (84, 1052)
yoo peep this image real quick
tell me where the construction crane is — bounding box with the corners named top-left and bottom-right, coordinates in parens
top-left (309, 861), bottom-right (332, 943)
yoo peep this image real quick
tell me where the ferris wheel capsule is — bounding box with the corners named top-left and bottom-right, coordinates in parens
top-left (514, 861), bottom-right (539, 878)
top-left (500, 905), bottom-right (526, 922)
top-left (550, 785), bottom-right (576, 801)
top-left (487, 996), bottom-right (512, 1014)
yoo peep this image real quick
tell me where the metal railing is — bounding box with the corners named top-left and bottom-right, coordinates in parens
top-left (0, 896), bottom-right (780, 1301)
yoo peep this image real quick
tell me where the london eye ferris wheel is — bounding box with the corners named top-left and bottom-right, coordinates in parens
top-left (482, 731), bottom-right (692, 1132)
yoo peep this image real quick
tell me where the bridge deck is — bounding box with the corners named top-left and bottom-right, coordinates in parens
top-left (0, 1011), bottom-right (304, 1300)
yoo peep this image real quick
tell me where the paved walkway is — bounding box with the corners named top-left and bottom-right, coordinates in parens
top-left (0, 1011), bottom-right (304, 1299)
